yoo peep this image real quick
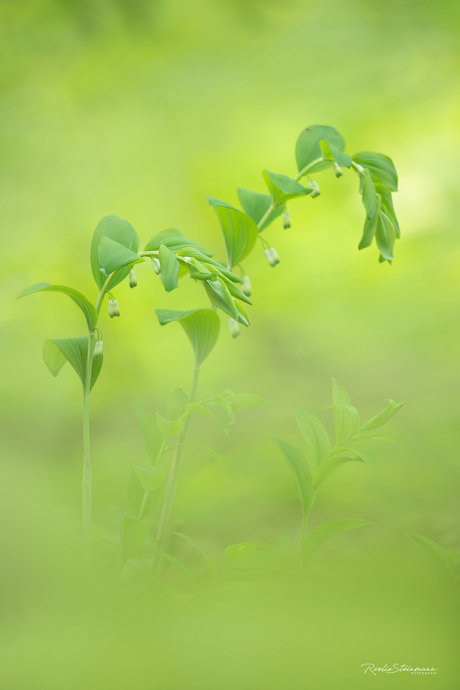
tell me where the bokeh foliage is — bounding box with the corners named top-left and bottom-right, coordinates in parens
top-left (1, 0), bottom-right (459, 687)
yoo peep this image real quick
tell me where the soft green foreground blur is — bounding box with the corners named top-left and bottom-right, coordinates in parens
top-left (1, 0), bottom-right (460, 687)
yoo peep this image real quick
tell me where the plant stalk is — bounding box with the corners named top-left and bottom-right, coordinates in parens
top-left (82, 331), bottom-right (95, 562)
top-left (153, 363), bottom-right (201, 575)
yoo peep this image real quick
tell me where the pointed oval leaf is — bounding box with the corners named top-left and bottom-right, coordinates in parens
top-left (296, 125), bottom-right (346, 175)
top-left (360, 399), bottom-right (404, 432)
top-left (158, 244), bottom-right (180, 292)
top-left (353, 152), bottom-right (398, 191)
top-left (312, 455), bottom-right (364, 490)
top-left (359, 194), bottom-right (381, 250)
top-left (91, 215), bottom-right (139, 290)
top-left (361, 169), bottom-right (376, 219)
top-left (340, 446), bottom-right (377, 471)
top-left (331, 378), bottom-right (353, 443)
top-left (271, 435), bottom-right (313, 518)
top-left (156, 308), bottom-right (220, 366)
top-left (203, 278), bottom-right (239, 320)
top-left (98, 236), bottom-right (142, 276)
top-left (156, 413), bottom-right (183, 440)
top-left (319, 140), bottom-right (352, 168)
top-left (263, 170), bottom-right (310, 207)
top-left (167, 388), bottom-right (189, 421)
top-left (206, 197), bottom-right (258, 268)
top-left (237, 188), bottom-right (284, 231)
top-left (375, 183), bottom-right (400, 238)
top-left (17, 283), bottom-right (97, 331)
top-left (376, 211), bottom-right (396, 261)
top-left (294, 409), bottom-right (331, 467)
top-left (225, 542), bottom-right (257, 563)
top-left (405, 532), bottom-right (456, 580)
top-left (135, 407), bottom-right (163, 465)
top-left (302, 519), bottom-right (373, 567)
top-left (174, 532), bottom-right (219, 577)
top-left (144, 228), bottom-right (212, 256)
top-left (43, 337), bottom-right (102, 390)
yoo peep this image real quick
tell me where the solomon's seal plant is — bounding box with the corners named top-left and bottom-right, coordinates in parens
top-left (17, 216), bottom-right (249, 560)
top-left (206, 125), bottom-right (400, 338)
top-left (16, 123), bottom-right (401, 572)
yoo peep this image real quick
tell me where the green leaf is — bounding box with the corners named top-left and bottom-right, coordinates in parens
top-left (405, 532), bottom-right (456, 580)
top-left (186, 403), bottom-right (230, 434)
top-left (126, 465), bottom-right (164, 519)
top-left (375, 183), bottom-right (400, 238)
top-left (134, 465), bottom-right (164, 492)
top-left (352, 152), bottom-right (398, 192)
top-left (296, 125), bottom-right (346, 175)
top-left (135, 407), bottom-right (163, 465)
top-left (339, 446), bottom-right (377, 471)
top-left (149, 547), bottom-right (198, 591)
top-left (127, 466), bottom-right (164, 518)
top-left (98, 236), bottom-right (142, 276)
top-left (91, 215), bottom-right (140, 290)
top-left (271, 435), bottom-right (313, 519)
top-left (158, 244), bottom-right (180, 292)
top-left (221, 390), bottom-right (268, 407)
top-left (167, 388), bottom-right (189, 421)
top-left (359, 194), bottom-right (381, 250)
top-left (312, 455), bottom-right (364, 489)
top-left (174, 532), bottom-right (218, 577)
top-left (319, 140), bottom-right (352, 168)
top-left (302, 519), bottom-right (373, 567)
top-left (17, 283), bottom-right (98, 331)
top-left (376, 211), bottom-right (396, 261)
top-left (331, 378), bottom-right (354, 443)
top-left (263, 170), bottom-right (310, 207)
top-left (144, 228), bottom-right (213, 256)
top-left (237, 188), bottom-right (284, 232)
top-left (42, 337), bottom-right (102, 390)
top-left (156, 413), bottom-right (183, 440)
top-left (156, 308), bottom-right (220, 366)
top-left (121, 518), bottom-right (148, 563)
top-left (294, 409), bottom-right (331, 467)
top-left (203, 278), bottom-right (239, 321)
top-left (361, 169), bottom-right (376, 219)
top-left (206, 197), bottom-right (258, 268)
top-left (360, 399), bottom-right (404, 432)
top-left (110, 505), bottom-right (134, 520)
top-left (225, 542), bottom-right (257, 563)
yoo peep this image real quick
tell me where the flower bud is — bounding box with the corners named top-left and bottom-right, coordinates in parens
top-left (129, 269), bottom-right (137, 288)
top-left (282, 209), bottom-right (291, 229)
top-left (151, 258), bottom-right (161, 275)
top-left (228, 318), bottom-right (240, 339)
top-left (264, 248), bottom-right (276, 267)
top-left (310, 181), bottom-right (321, 198)
top-left (242, 275), bottom-right (252, 297)
top-left (269, 247), bottom-right (280, 265)
top-left (333, 162), bottom-right (343, 178)
top-left (113, 299), bottom-right (120, 317)
top-left (93, 340), bottom-right (103, 360)
top-left (108, 299), bottom-right (115, 318)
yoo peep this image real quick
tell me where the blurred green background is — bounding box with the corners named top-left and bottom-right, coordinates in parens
top-left (1, 0), bottom-right (459, 687)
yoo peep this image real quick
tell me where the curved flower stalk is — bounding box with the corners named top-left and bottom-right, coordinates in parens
top-left (205, 124), bottom-right (400, 336)
top-left (272, 378), bottom-right (404, 578)
top-left (17, 216), bottom-right (248, 561)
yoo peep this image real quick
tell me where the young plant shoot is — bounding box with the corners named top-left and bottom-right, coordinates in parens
top-left (272, 379), bottom-right (404, 576)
